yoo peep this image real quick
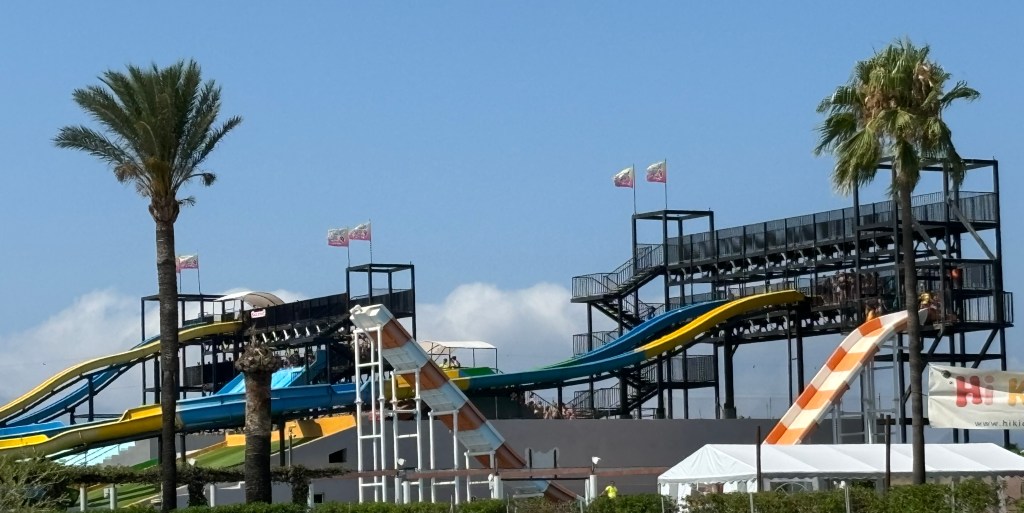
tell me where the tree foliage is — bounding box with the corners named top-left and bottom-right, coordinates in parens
top-left (0, 456), bottom-right (75, 512)
top-left (55, 60), bottom-right (241, 511)
top-left (814, 38), bottom-right (979, 196)
top-left (814, 38), bottom-right (979, 484)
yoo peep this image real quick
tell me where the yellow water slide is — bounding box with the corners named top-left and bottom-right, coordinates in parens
top-left (0, 404), bottom-right (162, 456)
top-left (636, 290), bottom-right (805, 360)
top-left (0, 322), bottom-right (241, 422)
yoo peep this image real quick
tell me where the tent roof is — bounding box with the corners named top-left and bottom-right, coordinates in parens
top-left (419, 341), bottom-right (496, 352)
top-left (215, 291), bottom-right (286, 308)
top-left (658, 444), bottom-right (1024, 484)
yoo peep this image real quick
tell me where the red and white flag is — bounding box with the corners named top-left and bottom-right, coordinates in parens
top-left (350, 222), bottom-right (372, 241)
top-left (327, 228), bottom-right (350, 247)
top-left (612, 167), bottom-right (634, 188)
top-left (176, 254), bottom-right (199, 271)
top-left (646, 160), bottom-right (667, 183)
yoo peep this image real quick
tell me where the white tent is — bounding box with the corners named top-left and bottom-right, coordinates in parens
top-left (658, 443), bottom-right (1024, 502)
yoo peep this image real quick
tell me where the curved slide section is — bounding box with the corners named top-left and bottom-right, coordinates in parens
top-left (0, 383), bottom-right (360, 457)
top-left (764, 310), bottom-right (925, 445)
top-left (543, 300), bottom-right (727, 369)
top-left (0, 322), bottom-right (241, 425)
top-left (350, 304), bottom-right (577, 502)
top-left (6, 336), bottom-right (158, 427)
top-left (458, 290), bottom-right (804, 392)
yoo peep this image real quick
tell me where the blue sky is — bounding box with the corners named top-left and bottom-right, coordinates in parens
top-left (1, 3), bottom-right (1022, 424)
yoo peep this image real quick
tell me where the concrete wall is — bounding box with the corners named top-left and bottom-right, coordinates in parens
top-left (103, 433), bottom-right (226, 467)
top-left (199, 417), bottom-right (838, 506)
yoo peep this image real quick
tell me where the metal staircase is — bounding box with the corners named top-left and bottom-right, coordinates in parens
top-left (568, 354), bottom-right (717, 418)
top-left (571, 244), bottom-right (665, 302)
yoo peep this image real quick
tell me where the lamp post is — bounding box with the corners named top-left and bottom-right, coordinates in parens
top-left (588, 456), bottom-right (601, 503)
top-left (395, 458), bottom-right (413, 504)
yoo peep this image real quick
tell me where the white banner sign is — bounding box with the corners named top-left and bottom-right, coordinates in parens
top-left (928, 364), bottom-right (1024, 429)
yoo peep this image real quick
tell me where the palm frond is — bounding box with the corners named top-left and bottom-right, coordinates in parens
top-left (940, 81), bottom-right (981, 109)
top-left (54, 126), bottom-right (134, 177)
top-left (56, 59), bottom-right (241, 215)
top-left (815, 38), bottom-right (977, 199)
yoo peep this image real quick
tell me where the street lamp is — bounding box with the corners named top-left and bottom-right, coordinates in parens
top-left (588, 457), bottom-right (601, 504)
top-left (395, 458), bottom-right (413, 504)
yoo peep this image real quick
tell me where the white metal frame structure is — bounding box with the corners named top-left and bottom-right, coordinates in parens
top-left (428, 409), bottom-right (462, 504)
top-left (390, 365), bottom-right (426, 503)
top-left (349, 304), bottom-right (577, 503)
top-left (353, 325), bottom-right (389, 502)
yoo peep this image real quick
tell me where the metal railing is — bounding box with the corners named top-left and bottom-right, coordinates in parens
top-left (571, 244), bottom-right (665, 298)
top-left (959, 292), bottom-right (1014, 325)
top-left (668, 192), bottom-right (995, 265)
top-left (568, 355), bottom-right (717, 412)
top-left (621, 297), bottom-right (664, 322)
top-left (670, 355), bottom-right (715, 382)
top-left (571, 330), bottom-right (620, 356)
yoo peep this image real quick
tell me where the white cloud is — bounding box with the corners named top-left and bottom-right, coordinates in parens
top-left (416, 282), bottom-right (588, 372)
top-left (0, 289), bottom-right (144, 416)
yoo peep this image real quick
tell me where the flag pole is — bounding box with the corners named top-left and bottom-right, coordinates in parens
top-left (663, 159), bottom-right (669, 211)
top-left (196, 253), bottom-right (202, 296)
top-left (632, 164), bottom-right (637, 214)
top-left (369, 218), bottom-right (374, 264)
top-left (346, 245), bottom-right (351, 269)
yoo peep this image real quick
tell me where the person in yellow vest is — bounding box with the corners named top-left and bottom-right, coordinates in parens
top-left (602, 481), bottom-right (618, 499)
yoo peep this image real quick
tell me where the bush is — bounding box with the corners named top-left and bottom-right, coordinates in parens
top-left (177, 504), bottom-right (306, 513)
top-left (315, 503), bottom-right (409, 513)
top-left (506, 497), bottom-right (578, 513)
top-left (587, 494), bottom-right (672, 513)
top-left (457, 499), bottom-right (506, 513)
top-left (954, 479), bottom-right (1001, 513)
top-left (686, 480), bottom-right (1002, 513)
top-left (0, 456), bottom-right (76, 511)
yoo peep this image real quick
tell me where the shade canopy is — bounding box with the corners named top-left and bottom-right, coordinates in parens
top-left (658, 443), bottom-right (1024, 486)
top-left (215, 291), bottom-right (286, 309)
top-left (419, 340), bottom-right (496, 352)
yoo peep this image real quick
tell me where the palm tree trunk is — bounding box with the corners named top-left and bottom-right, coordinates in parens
top-left (156, 218), bottom-right (181, 512)
top-left (899, 187), bottom-right (926, 484)
top-left (243, 368), bottom-right (274, 503)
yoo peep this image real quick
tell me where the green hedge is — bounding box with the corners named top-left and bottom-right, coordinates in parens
top-left (316, 503), bottom-right (452, 513)
top-left (14, 480), bottom-right (1009, 513)
top-left (586, 495), bottom-right (673, 513)
top-left (686, 481), bottom-right (1002, 513)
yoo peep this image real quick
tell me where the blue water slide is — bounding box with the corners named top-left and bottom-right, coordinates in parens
top-left (216, 350), bottom-right (328, 395)
top-left (543, 300), bottom-right (726, 369)
top-left (462, 292), bottom-right (798, 391)
top-left (178, 383), bottom-right (362, 431)
top-left (0, 383), bottom-right (364, 443)
top-left (0, 421), bottom-right (66, 438)
top-left (5, 335), bottom-right (161, 427)
top-left (1, 353), bottom-right (340, 442)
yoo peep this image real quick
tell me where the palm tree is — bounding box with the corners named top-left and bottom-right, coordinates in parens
top-left (814, 39), bottom-right (978, 484)
top-left (234, 340), bottom-right (282, 503)
top-left (55, 61), bottom-right (241, 510)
